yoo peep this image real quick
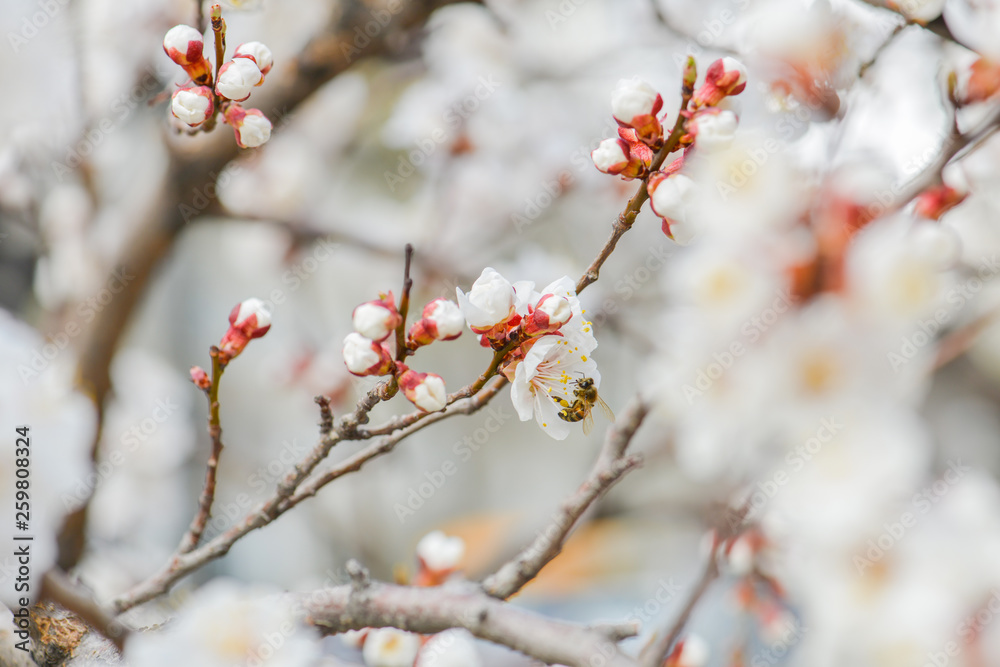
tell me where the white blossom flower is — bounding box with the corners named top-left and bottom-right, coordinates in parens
top-left (362, 628), bottom-right (422, 667)
top-left (417, 530), bottom-right (465, 572)
top-left (508, 278), bottom-right (598, 440)
top-left (416, 629), bottom-right (482, 667)
top-left (216, 58), bottom-right (263, 101)
top-left (125, 579), bottom-right (322, 667)
top-left (223, 105), bottom-right (273, 148)
top-left (456, 267), bottom-right (516, 332)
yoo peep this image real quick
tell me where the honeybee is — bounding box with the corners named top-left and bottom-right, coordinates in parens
top-left (553, 376), bottom-right (615, 435)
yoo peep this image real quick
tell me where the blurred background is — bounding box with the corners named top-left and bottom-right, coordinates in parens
top-left (4, 0), bottom-right (1000, 665)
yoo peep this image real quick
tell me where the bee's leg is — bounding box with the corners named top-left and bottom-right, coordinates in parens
top-left (552, 395), bottom-right (572, 408)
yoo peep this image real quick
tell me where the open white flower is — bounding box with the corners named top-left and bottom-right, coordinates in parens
top-left (507, 277), bottom-right (599, 440)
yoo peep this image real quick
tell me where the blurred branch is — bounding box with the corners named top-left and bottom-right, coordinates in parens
top-left (639, 503), bottom-right (751, 667)
top-left (483, 398), bottom-right (648, 599)
top-left (39, 570), bottom-right (125, 652)
top-left (59, 0), bottom-right (480, 572)
top-left (854, 0), bottom-right (967, 48)
top-left (302, 571), bottom-right (639, 667)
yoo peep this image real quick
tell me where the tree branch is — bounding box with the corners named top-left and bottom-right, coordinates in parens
top-left (301, 578), bottom-right (639, 667)
top-left (483, 398), bottom-right (648, 599)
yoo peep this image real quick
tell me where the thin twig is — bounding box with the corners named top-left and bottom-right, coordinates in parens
top-left (638, 558), bottom-right (719, 667)
top-left (178, 347), bottom-right (226, 553)
top-left (483, 398), bottom-right (648, 599)
top-left (395, 243), bottom-right (414, 361)
top-left (315, 395), bottom-right (334, 438)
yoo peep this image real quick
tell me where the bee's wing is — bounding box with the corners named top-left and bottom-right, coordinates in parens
top-left (596, 394), bottom-right (616, 422)
top-left (582, 409), bottom-right (594, 436)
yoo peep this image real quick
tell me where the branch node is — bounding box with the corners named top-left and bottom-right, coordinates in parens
top-left (346, 559), bottom-right (371, 592)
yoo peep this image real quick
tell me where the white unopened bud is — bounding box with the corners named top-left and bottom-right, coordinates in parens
top-left (416, 629), bottom-right (482, 667)
top-left (353, 296), bottom-right (402, 342)
top-left (456, 267), bottom-right (516, 332)
top-left (223, 105), bottom-right (272, 148)
top-left (215, 58), bottom-right (262, 101)
top-left (234, 41), bottom-right (273, 77)
top-left (592, 138), bottom-right (629, 173)
top-left (692, 110), bottom-right (738, 152)
top-left (399, 370), bottom-right (447, 412)
top-left (611, 77), bottom-right (660, 124)
top-left (171, 86), bottom-right (214, 127)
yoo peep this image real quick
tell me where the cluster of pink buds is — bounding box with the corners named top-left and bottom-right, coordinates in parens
top-left (162, 6), bottom-right (274, 147)
top-left (342, 290), bottom-right (465, 413)
top-left (455, 268), bottom-right (575, 356)
top-left (592, 58), bottom-right (747, 244)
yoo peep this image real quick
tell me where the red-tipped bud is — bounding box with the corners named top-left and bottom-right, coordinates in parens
top-left (408, 298), bottom-right (464, 347)
top-left (693, 57), bottom-right (748, 108)
top-left (189, 366), bottom-right (211, 390)
top-left (163, 25), bottom-right (212, 85)
top-left (611, 77), bottom-right (664, 146)
top-left (223, 104), bottom-right (272, 148)
top-left (398, 368), bottom-right (447, 412)
top-left (352, 292), bottom-right (402, 343)
top-left (592, 128), bottom-right (653, 179)
top-left (342, 333), bottom-right (394, 376)
top-left (218, 298), bottom-right (272, 361)
top-left (523, 293), bottom-right (573, 337)
top-left (171, 86), bottom-right (214, 127)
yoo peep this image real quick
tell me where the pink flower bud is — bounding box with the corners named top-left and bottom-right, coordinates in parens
top-left (343, 333), bottom-right (395, 376)
top-left (215, 58), bottom-right (262, 101)
top-left (611, 77), bottom-right (664, 145)
top-left (223, 104), bottom-right (272, 148)
top-left (234, 41), bottom-right (273, 82)
top-left (408, 298), bottom-right (464, 346)
top-left (693, 57), bottom-right (748, 108)
top-left (523, 293), bottom-right (573, 337)
top-left (171, 86), bottom-right (214, 127)
top-left (398, 368), bottom-right (447, 412)
top-left (218, 298), bottom-right (272, 361)
top-left (352, 293), bottom-right (402, 342)
top-left (189, 366), bottom-right (211, 390)
top-left (163, 25), bottom-right (212, 85)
